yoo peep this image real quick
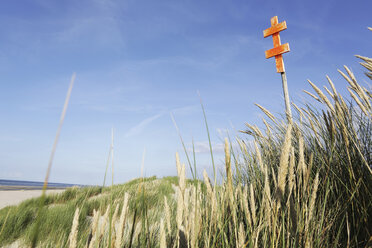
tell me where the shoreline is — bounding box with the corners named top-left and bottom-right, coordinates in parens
top-left (0, 188), bottom-right (66, 210)
top-left (0, 185), bottom-right (68, 191)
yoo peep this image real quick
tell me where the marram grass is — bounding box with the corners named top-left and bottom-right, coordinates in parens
top-left (0, 53), bottom-right (371, 248)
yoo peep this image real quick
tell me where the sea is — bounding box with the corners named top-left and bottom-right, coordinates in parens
top-left (0, 179), bottom-right (86, 190)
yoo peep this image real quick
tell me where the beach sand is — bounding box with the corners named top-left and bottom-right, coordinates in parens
top-left (0, 189), bottom-right (65, 209)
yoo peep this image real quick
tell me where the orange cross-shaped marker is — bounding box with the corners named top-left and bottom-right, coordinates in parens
top-left (263, 16), bottom-right (290, 73)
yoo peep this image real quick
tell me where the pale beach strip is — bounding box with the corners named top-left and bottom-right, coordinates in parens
top-left (0, 188), bottom-right (65, 210)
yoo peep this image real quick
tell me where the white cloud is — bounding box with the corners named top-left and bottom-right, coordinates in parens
top-left (188, 141), bottom-right (224, 154)
top-left (171, 105), bottom-right (199, 115)
top-left (124, 113), bottom-right (163, 138)
top-left (188, 138), bottom-right (246, 154)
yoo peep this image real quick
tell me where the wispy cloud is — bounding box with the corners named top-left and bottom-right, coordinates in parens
top-left (187, 141), bottom-right (224, 154)
top-left (124, 113), bottom-right (163, 138)
top-left (82, 104), bottom-right (160, 114)
top-left (171, 104), bottom-right (199, 115)
top-left (187, 139), bottom-right (244, 154)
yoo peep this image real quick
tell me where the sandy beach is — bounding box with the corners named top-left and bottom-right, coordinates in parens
top-left (0, 189), bottom-right (65, 209)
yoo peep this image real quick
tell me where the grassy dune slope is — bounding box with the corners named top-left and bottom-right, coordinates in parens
top-left (0, 176), bottom-right (192, 247)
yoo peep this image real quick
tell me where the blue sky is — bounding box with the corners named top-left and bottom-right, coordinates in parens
top-left (0, 0), bottom-right (371, 185)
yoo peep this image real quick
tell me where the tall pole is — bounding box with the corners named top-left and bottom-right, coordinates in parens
top-left (281, 72), bottom-right (292, 123)
top-left (263, 16), bottom-right (292, 123)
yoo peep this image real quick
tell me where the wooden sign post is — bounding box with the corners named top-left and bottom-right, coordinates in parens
top-left (263, 16), bottom-right (292, 123)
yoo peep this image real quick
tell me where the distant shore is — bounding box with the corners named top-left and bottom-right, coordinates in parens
top-left (0, 179), bottom-right (85, 190)
top-left (0, 188), bottom-right (65, 209)
top-left (0, 185), bottom-right (69, 191)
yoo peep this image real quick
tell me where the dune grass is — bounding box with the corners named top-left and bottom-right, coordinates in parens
top-left (0, 176), bottom-right (187, 247)
top-left (0, 40), bottom-right (371, 247)
top-left (68, 55), bottom-right (369, 248)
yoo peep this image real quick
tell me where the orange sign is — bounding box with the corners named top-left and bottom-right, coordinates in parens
top-left (263, 16), bottom-right (290, 73)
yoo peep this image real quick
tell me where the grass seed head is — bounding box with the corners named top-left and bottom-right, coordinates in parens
top-left (115, 193), bottom-right (130, 248)
top-left (160, 218), bottom-right (167, 248)
top-left (68, 208), bottom-right (80, 248)
top-left (277, 124), bottom-right (292, 202)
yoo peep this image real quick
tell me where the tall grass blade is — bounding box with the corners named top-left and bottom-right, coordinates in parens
top-left (31, 73), bottom-right (76, 247)
top-left (197, 91), bottom-right (216, 187)
top-left (171, 113), bottom-right (195, 179)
